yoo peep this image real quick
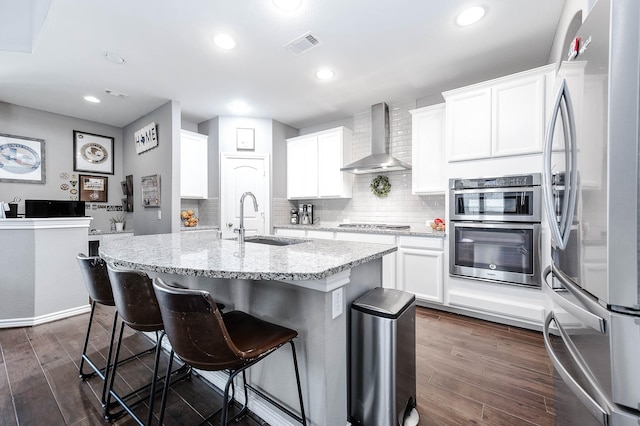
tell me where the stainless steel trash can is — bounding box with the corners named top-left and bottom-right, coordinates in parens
top-left (349, 287), bottom-right (418, 426)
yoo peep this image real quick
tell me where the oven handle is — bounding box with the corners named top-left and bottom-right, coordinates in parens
top-left (451, 221), bottom-right (539, 230)
top-left (546, 266), bottom-right (608, 333)
top-left (543, 312), bottom-right (609, 426)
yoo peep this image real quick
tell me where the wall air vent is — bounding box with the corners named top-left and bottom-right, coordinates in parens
top-left (283, 31), bottom-right (320, 56)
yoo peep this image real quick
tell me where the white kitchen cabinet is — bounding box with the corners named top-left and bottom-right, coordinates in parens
top-left (335, 232), bottom-right (396, 289)
top-left (286, 135), bottom-right (318, 199)
top-left (273, 227), bottom-right (446, 299)
top-left (410, 104), bottom-right (446, 194)
top-left (445, 87), bottom-right (492, 161)
top-left (491, 72), bottom-right (546, 157)
top-left (180, 130), bottom-right (208, 198)
top-left (396, 236), bottom-right (444, 304)
top-left (444, 65), bottom-right (553, 162)
top-left (286, 127), bottom-right (352, 200)
top-left (273, 227), bottom-right (306, 238)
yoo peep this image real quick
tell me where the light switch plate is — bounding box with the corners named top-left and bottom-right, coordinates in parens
top-left (332, 287), bottom-right (343, 319)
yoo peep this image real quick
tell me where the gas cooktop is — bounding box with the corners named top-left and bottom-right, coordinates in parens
top-left (337, 223), bottom-right (411, 230)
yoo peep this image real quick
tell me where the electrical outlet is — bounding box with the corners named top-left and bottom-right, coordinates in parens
top-left (157, 210), bottom-right (162, 220)
top-left (332, 287), bottom-right (343, 319)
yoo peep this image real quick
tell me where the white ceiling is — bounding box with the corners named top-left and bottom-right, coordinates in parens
top-left (0, 0), bottom-right (566, 130)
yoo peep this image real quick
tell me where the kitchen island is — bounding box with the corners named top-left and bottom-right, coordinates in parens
top-left (99, 230), bottom-right (396, 426)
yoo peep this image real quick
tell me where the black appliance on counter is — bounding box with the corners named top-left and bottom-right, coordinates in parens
top-left (25, 200), bottom-right (86, 218)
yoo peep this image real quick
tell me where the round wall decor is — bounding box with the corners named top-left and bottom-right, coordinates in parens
top-left (370, 175), bottom-right (391, 198)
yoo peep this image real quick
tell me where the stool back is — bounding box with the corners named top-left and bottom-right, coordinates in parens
top-left (76, 254), bottom-right (114, 306)
top-left (106, 263), bottom-right (163, 332)
top-left (152, 277), bottom-right (242, 370)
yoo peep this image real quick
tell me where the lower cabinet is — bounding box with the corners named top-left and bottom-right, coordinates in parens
top-left (396, 236), bottom-right (444, 303)
top-left (273, 228), bottom-right (444, 302)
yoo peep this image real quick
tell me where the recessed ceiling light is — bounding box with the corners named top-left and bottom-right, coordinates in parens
top-left (272, 0), bottom-right (302, 11)
top-left (316, 68), bottom-right (335, 80)
top-left (84, 95), bottom-right (100, 103)
top-left (456, 6), bottom-right (486, 26)
top-left (213, 34), bottom-right (236, 50)
top-left (229, 100), bottom-right (250, 114)
top-left (104, 52), bottom-right (126, 64)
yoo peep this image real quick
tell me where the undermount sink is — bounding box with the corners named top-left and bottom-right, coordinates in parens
top-left (244, 237), bottom-right (303, 246)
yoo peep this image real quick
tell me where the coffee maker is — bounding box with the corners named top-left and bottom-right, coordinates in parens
top-left (298, 203), bottom-right (314, 225)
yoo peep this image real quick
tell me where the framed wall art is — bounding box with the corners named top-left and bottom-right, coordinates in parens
top-left (0, 133), bottom-right (46, 184)
top-left (73, 130), bottom-right (114, 174)
top-left (236, 128), bottom-right (255, 150)
top-left (135, 122), bottom-right (158, 154)
top-left (79, 174), bottom-right (108, 202)
top-left (141, 174), bottom-right (161, 207)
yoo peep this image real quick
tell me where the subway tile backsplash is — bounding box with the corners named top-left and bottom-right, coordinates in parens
top-left (285, 100), bottom-right (446, 228)
top-left (180, 198), bottom-right (218, 227)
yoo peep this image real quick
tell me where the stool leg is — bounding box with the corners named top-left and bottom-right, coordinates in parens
top-left (221, 368), bottom-right (243, 425)
top-left (104, 321), bottom-right (126, 421)
top-left (157, 349), bottom-right (175, 426)
top-left (99, 310), bottom-right (119, 406)
top-left (146, 332), bottom-right (166, 426)
top-left (290, 341), bottom-right (307, 426)
top-left (79, 300), bottom-right (97, 379)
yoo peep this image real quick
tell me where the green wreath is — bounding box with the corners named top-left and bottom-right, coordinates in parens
top-left (370, 175), bottom-right (391, 198)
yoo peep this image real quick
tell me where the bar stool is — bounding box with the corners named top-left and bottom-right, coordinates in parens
top-left (105, 263), bottom-right (187, 426)
top-left (152, 277), bottom-right (307, 426)
top-left (76, 254), bottom-right (155, 407)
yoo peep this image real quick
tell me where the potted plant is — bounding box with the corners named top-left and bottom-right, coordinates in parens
top-left (110, 214), bottom-right (125, 232)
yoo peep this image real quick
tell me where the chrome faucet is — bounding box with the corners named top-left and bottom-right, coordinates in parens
top-left (235, 191), bottom-right (259, 244)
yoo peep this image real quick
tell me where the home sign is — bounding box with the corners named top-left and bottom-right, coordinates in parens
top-left (134, 122), bottom-right (158, 154)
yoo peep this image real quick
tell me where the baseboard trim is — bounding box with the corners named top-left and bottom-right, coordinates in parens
top-left (0, 305), bottom-right (91, 329)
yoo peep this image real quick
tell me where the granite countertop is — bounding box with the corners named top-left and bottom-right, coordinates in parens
top-left (89, 229), bottom-right (134, 235)
top-left (99, 231), bottom-right (396, 281)
top-left (274, 223), bottom-right (446, 238)
top-left (180, 225), bottom-right (220, 232)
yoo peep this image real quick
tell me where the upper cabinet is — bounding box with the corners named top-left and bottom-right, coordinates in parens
top-left (287, 127), bottom-right (353, 200)
top-left (180, 130), bottom-right (208, 198)
top-left (444, 65), bottom-right (554, 162)
top-left (410, 104), bottom-right (446, 194)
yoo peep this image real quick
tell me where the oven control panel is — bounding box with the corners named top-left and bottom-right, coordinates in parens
top-left (451, 173), bottom-right (541, 190)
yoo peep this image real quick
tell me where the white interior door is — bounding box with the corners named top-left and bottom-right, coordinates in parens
top-left (220, 153), bottom-right (270, 239)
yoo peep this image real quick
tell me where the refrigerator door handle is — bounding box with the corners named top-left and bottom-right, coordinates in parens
top-left (561, 83), bottom-right (579, 250)
top-left (543, 80), bottom-right (566, 248)
top-left (542, 267), bottom-right (607, 334)
top-left (542, 79), bottom-right (579, 250)
top-left (544, 313), bottom-right (609, 425)
top-left (552, 267), bottom-right (610, 332)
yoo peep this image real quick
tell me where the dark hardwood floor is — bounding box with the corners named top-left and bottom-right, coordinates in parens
top-left (0, 305), bottom-right (556, 425)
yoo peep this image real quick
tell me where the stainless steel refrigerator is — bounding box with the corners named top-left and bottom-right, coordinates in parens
top-left (542, 0), bottom-right (640, 424)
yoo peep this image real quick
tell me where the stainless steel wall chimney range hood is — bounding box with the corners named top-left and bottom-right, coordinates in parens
top-left (340, 102), bottom-right (411, 174)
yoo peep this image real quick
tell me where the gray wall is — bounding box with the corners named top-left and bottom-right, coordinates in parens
top-left (0, 102), bottom-right (124, 232)
top-left (123, 101), bottom-right (180, 235)
top-left (197, 116), bottom-right (220, 199)
top-left (271, 120), bottom-right (297, 199)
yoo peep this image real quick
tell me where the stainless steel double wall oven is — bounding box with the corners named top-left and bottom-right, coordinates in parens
top-left (449, 174), bottom-right (542, 287)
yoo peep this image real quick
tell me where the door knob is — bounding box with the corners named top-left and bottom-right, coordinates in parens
top-left (227, 222), bottom-right (233, 227)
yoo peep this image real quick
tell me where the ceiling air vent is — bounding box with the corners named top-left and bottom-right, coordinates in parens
top-left (283, 31), bottom-right (320, 56)
top-left (105, 88), bottom-right (128, 98)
